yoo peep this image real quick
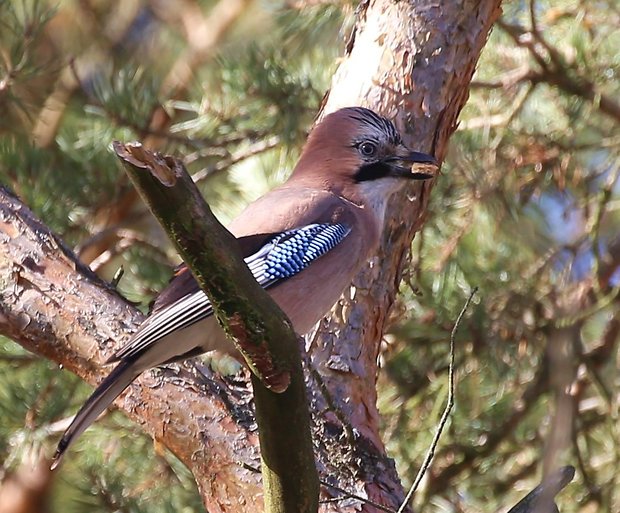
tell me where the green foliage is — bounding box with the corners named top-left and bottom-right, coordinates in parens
top-left (0, 0), bottom-right (59, 133)
top-left (378, 2), bottom-right (620, 512)
top-left (50, 415), bottom-right (205, 513)
top-left (87, 65), bottom-right (163, 132)
top-left (0, 1), bottom-right (618, 512)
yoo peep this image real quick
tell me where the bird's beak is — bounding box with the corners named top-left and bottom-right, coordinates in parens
top-left (387, 150), bottom-right (439, 180)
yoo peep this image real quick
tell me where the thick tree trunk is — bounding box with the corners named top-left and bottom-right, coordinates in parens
top-left (308, 0), bottom-right (503, 509)
top-left (0, 1), bottom-right (502, 511)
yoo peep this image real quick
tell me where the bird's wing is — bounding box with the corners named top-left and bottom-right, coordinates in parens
top-left (148, 232), bottom-right (278, 314)
top-left (107, 222), bottom-right (351, 363)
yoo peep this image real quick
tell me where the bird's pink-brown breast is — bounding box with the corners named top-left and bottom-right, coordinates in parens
top-left (227, 187), bottom-right (381, 334)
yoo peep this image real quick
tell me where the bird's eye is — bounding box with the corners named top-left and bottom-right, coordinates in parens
top-left (359, 141), bottom-right (377, 157)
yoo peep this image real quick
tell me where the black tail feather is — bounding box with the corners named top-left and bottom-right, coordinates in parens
top-left (51, 360), bottom-right (139, 469)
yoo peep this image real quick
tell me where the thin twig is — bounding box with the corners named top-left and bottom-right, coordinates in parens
top-left (319, 481), bottom-right (396, 513)
top-left (397, 287), bottom-right (478, 513)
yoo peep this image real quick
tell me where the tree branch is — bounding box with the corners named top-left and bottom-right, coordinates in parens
top-left (311, 0), bottom-right (503, 508)
top-left (503, 466), bottom-right (575, 513)
top-left (497, 19), bottom-right (620, 123)
top-left (113, 141), bottom-right (319, 513)
top-left (0, 186), bottom-right (265, 511)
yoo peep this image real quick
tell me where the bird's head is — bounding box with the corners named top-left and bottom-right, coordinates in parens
top-left (291, 107), bottom-right (439, 218)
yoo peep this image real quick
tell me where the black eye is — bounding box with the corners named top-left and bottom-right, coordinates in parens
top-left (359, 141), bottom-right (377, 157)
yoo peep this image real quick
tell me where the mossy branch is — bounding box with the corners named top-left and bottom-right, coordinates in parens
top-left (113, 141), bottom-right (319, 513)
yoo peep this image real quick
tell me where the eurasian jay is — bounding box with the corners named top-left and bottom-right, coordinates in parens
top-left (51, 106), bottom-right (438, 467)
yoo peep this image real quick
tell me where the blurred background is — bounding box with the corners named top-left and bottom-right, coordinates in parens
top-left (0, 0), bottom-right (619, 512)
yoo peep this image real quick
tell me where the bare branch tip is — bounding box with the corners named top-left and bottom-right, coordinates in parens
top-left (113, 141), bottom-right (178, 186)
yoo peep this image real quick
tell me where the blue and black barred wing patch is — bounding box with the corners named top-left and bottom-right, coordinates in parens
top-left (108, 223), bottom-right (351, 362)
top-left (245, 223), bottom-right (351, 287)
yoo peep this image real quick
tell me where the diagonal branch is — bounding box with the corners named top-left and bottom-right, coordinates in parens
top-left (113, 141), bottom-right (319, 513)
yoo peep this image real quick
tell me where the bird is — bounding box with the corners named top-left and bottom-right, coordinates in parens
top-left (51, 106), bottom-right (438, 468)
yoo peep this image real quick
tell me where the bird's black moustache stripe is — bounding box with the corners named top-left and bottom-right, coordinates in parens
top-left (354, 162), bottom-right (392, 182)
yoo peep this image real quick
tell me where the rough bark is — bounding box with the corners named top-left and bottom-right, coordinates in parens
top-left (0, 188), bottom-right (263, 511)
top-left (0, 1), bottom-right (503, 512)
top-left (308, 0), bottom-right (503, 509)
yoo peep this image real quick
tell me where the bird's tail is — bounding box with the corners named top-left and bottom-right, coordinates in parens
top-left (51, 360), bottom-right (139, 470)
